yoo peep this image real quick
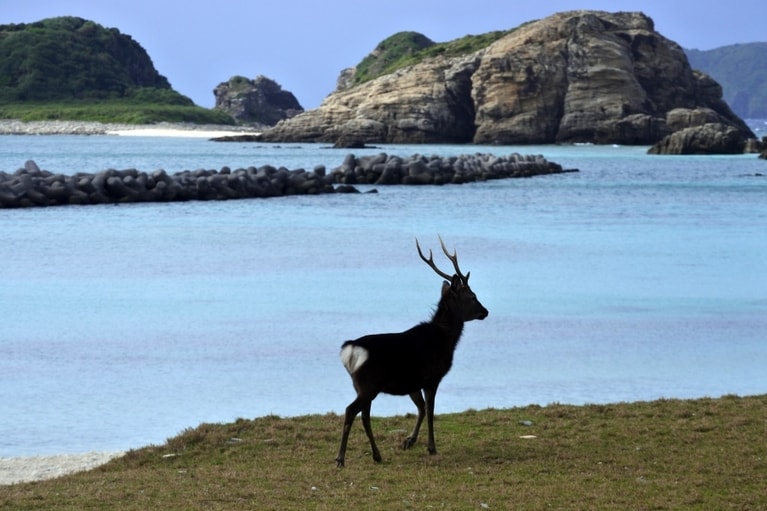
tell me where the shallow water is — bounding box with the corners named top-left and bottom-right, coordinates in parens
top-left (1, 135), bottom-right (766, 456)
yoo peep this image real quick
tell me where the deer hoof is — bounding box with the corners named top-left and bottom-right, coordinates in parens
top-left (402, 436), bottom-right (417, 450)
top-left (428, 447), bottom-right (437, 455)
top-left (336, 457), bottom-right (345, 468)
top-left (372, 452), bottom-right (382, 463)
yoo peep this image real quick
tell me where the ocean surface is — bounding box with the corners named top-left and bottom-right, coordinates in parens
top-left (1, 126), bottom-right (766, 457)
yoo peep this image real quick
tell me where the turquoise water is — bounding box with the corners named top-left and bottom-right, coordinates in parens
top-left (1, 135), bottom-right (766, 456)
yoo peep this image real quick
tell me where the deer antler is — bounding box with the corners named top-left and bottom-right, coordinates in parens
top-left (416, 236), bottom-right (470, 283)
top-left (416, 238), bottom-right (453, 280)
top-left (437, 235), bottom-right (470, 283)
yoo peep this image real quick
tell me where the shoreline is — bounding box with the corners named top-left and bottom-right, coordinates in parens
top-left (0, 451), bottom-right (124, 485)
top-left (0, 119), bottom-right (261, 138)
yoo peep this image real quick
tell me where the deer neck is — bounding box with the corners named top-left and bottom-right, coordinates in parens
top-left (431, 298), bottom-right (465, 345)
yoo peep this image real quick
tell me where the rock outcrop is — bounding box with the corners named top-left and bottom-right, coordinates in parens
top-left (263, 10), bottom-right (754, 151)
top-left (214, 75), bottom-right (303, 126)
top-left (647, 123), bottom-right (746, 155)
top-left (0, 153), bottom-right (569, 208)
top-left (264, 52), bottom-right (480, 144)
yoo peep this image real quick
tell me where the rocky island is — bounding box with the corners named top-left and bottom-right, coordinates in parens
top-left (213, 75), bottom-right (303, 127)
top-left (262, 11), bottom-right (755, 154)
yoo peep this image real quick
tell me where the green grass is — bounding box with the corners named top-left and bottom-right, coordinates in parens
top-left (0, 100), bottom-right (234, 125)
top-left (2, 395), bottom-right (765, 510)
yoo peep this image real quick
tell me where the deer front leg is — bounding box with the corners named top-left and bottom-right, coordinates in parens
top-left (424, 386), bottom-right (438, 455)
top-left (402, 390), bottom-right (426, 449)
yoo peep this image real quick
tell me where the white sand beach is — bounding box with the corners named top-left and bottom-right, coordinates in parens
top-left (0, 119), bottom-right (260, 138)
top-left (0, 452), bottom-right (124, 485)
top-left (105, 126), bottom-right (260, 138)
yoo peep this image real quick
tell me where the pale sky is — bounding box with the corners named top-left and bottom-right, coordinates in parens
top-left (5, 1), bottom-right (764, 109)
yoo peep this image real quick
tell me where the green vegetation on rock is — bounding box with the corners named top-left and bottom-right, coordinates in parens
top-left (353, 29), bottom-right (511, 85)
top-left (0, 16), bottom-right (233, 124)
top-left (353, 31), bottom-right (435, 84)
top-left (686, 43), bottom-right (767, 118)
top-left (221, 75), bottom-right (256, 94)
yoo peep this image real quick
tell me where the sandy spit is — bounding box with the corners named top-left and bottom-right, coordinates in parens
top-left (0, 119), bottom-right (260, 138)
top-left (0, 452), bottom-right (124, 485)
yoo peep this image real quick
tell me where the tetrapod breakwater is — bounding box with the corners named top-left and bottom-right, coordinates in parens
top-left (0, 152), bottom-right (574, 208)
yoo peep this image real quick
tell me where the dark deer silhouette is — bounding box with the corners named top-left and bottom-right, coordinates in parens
top-left (335, 237), bottom-right (488, 467)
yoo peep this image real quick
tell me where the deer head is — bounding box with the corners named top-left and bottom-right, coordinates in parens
top-left (416, 236), bottom-right (488, 321)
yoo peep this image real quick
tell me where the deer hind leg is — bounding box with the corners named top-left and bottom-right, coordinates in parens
top-left (424, 386), bottom-right (438, 455)
top-left (402, 390), bottom-right (426, 450)
top-left (360, 400), bottom-right (382, 463)
top-left (336, 395), bottom-right (365, 467)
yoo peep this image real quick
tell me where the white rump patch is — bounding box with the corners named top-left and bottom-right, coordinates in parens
top-left (340, 345), bottom-right (368, 374)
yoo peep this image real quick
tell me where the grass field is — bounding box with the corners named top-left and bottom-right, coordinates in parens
top-left (1, 394), bottom-right (765, 510)
top-left (0, 100), bottom-right (234, 125)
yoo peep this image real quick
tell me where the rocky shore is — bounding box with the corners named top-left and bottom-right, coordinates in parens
top-left (0, 153), bottom-right (572, 208)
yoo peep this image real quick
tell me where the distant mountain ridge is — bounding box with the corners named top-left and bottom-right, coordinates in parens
top-left (685, 43), bottom-right (767, 118)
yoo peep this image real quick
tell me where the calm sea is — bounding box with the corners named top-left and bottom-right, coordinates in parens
top-left (1, 127), bottom-right (766, 457)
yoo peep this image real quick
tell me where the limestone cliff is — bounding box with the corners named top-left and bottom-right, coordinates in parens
top-left (264, 10), bottom-right (753, 147)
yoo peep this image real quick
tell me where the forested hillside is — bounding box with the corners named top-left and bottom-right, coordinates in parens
top-left (686, 43), bottom-right (767, 118)
top-left (0, 17), bottom-right (232, 124)
top-left (0, 16), bottom-right (184, 103)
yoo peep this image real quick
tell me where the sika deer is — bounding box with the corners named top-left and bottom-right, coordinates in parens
top-left (335, 237), bottom-right (488, 467)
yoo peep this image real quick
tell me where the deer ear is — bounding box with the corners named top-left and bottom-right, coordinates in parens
top-left (441, 280), bottom-right (451, 296)
top-left (450, 274), bottom-right (462, 290)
